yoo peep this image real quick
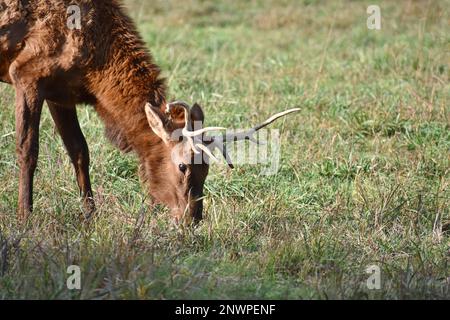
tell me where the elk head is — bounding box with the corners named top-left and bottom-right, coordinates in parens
top-left (144, 101), bottom-right (299, 224)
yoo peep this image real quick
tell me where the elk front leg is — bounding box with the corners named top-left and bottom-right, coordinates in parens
top-left (15, 87), bottom-right (43, 222)
top-left (48, 102), bottom-right (95, 219)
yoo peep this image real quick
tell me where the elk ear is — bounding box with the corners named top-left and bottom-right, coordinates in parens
top-left (145, 103), bottom-right (171, 144)
top-left (191, 103), bottom-right (205, 123)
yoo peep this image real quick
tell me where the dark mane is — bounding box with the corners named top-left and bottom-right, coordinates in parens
top-left (83, 0), bottom-right (167, 153)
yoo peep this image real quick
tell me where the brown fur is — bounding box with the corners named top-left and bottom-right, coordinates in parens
top-left (1, 0), bottom-right (207, 222)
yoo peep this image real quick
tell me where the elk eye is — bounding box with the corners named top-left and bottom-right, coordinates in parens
top-left (178, 163), bottom-right (187, 174)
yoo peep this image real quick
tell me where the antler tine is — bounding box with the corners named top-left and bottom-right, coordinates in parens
top-left (253, 108), bottom-right (301, 131)
top-left (183, 126), bottom-right (227, 137)
top-left (210, 140), bottom-right (235, 169)
top-left (217, 108), bottom-right (301, 144)
top-left (195, 143), bottom-right (219, 163)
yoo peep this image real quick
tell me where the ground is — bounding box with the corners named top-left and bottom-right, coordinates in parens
top-left (0, 0), bottom-right (449, 299)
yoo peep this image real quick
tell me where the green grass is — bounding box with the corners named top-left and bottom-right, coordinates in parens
top-left (0, 0), bottom-right (449, 299)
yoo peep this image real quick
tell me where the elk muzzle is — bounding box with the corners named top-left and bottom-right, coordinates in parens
top-left (172, 192), bottom-right (204, 225)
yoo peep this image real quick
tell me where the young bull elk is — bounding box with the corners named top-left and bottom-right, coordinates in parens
top-left (0, 0), bottom-right (299, 223)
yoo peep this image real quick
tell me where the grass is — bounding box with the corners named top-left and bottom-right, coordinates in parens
top-left (0, 0), bottom-right (449, 299)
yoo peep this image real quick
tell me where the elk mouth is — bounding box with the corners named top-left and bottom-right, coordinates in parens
top-left (169, 191), bottom-right (204, 225)
top-left (190, 196), bottom-right (203, 224)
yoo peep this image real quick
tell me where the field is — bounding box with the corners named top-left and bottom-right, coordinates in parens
top-left (0, 0), bottom-right (449, 299)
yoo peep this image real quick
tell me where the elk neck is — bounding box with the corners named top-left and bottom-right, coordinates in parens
top-left (85, 1), bottom-right (168, 162)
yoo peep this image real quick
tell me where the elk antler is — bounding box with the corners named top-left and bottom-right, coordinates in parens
top-left (162, 101), bottom-right (300, 167)
top-left (214, 108), bottom-right (300, 144)
top-left (207, 108), bottom-right (301, 168)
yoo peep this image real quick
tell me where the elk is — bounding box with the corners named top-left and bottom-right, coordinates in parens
top-left (0, 0), bottom-right (299, 223)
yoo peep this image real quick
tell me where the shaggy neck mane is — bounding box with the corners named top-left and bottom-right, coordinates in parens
top-left (86, 1), bottom-right (167, 164)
